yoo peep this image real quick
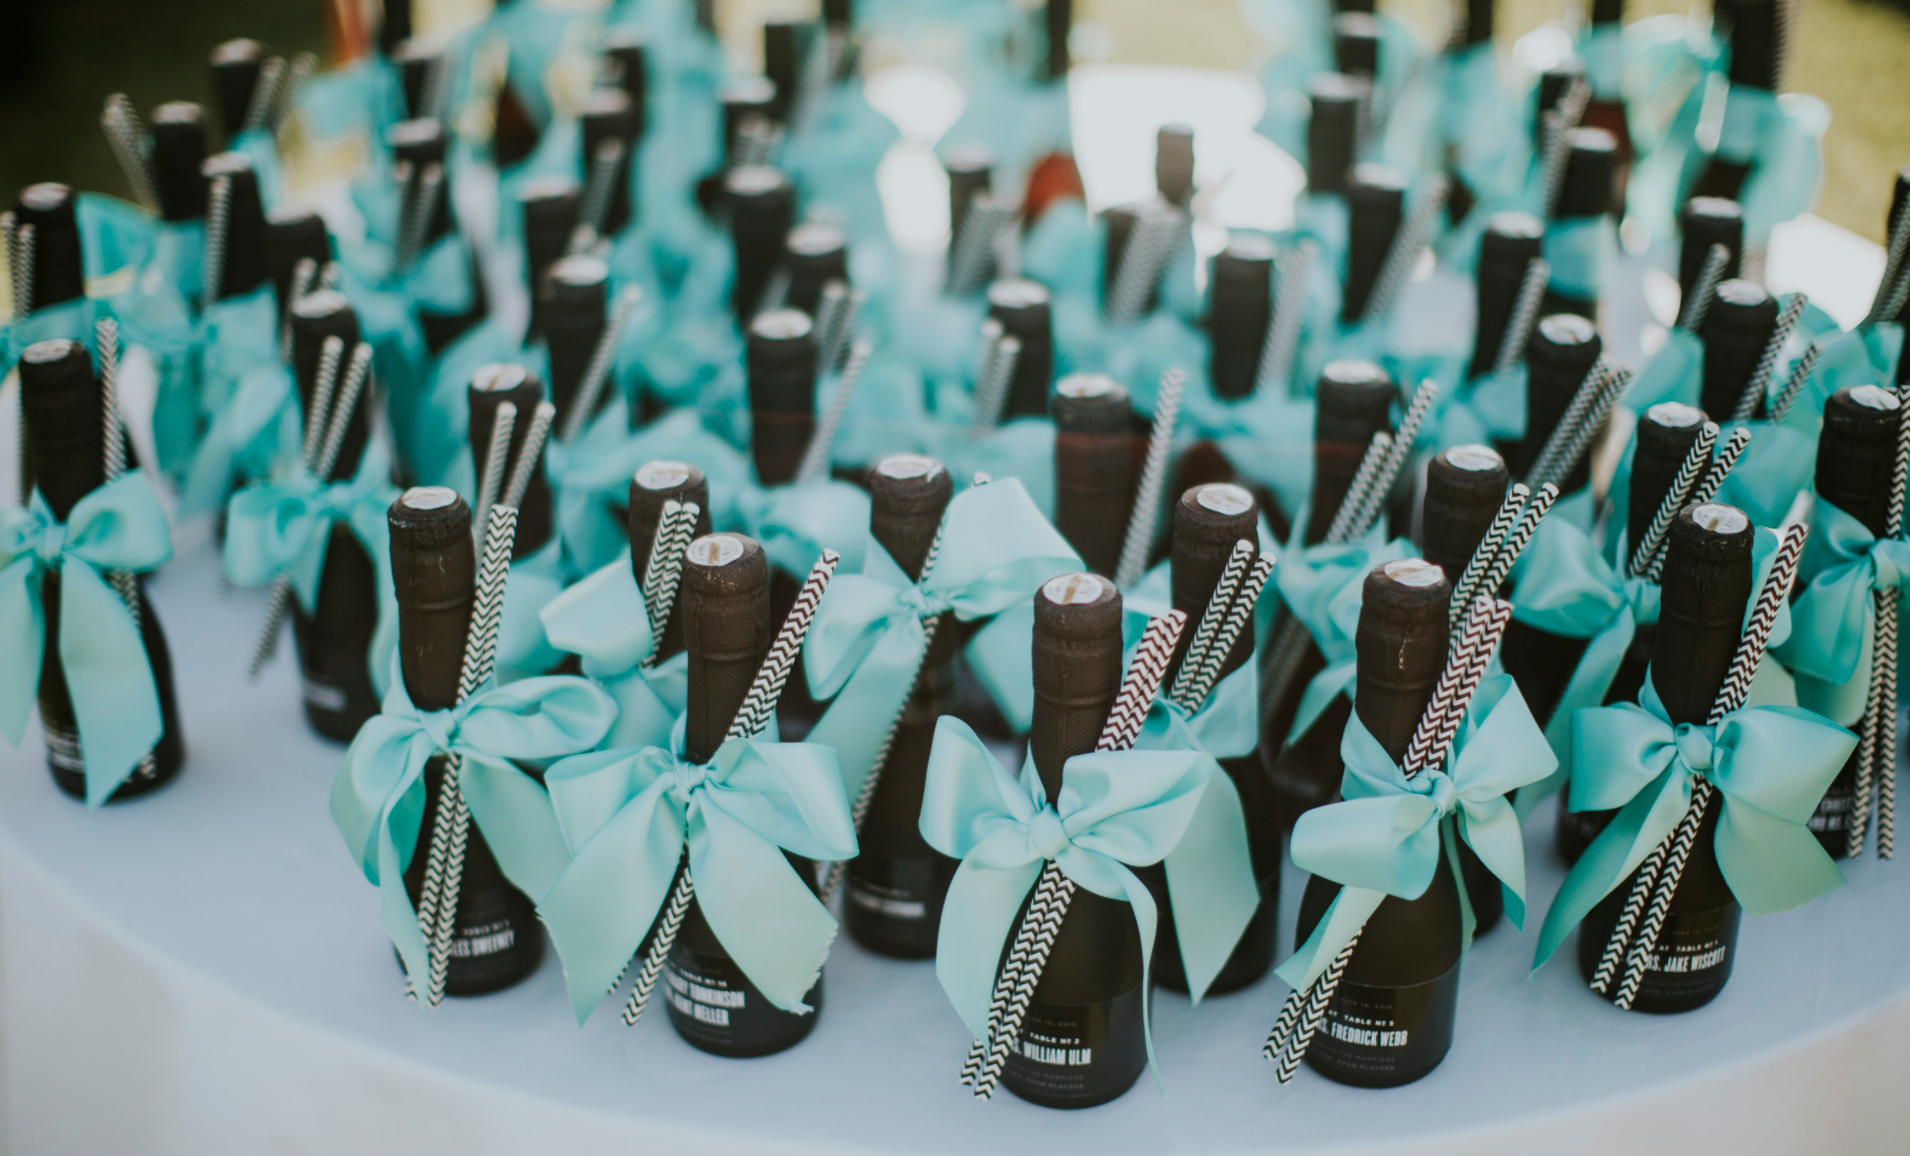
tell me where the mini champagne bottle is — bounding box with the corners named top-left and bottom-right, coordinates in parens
top-left (627, 462), bottom-right (712, 664)
top-left (1294, 559), bottom-right (1462, 1086)
top-left (1542, 129), bottom-right (1616, 321)
top-left (667, 532), bottom-right (824, 1056)
top-left (1001, 572), bottom-right (1146, 1108)
top-left (841, 455), bottom-right (961, 958)
top-left (1146, 483), bottom-right (1281, 993)
top-left (1341, 164), bottom-right (1407, 325)
top-left (389, 487), bottom-right (544, 993)
top-left (19, 339), bottom-right (186, 800)
top-left (288, 291), bottom-right (380, 739)
top-left (1678, 198), bottom-right (1745, 305)
top-left (1467, 212), bottom-right (1543, 382)
top-left (150, 102), bottom-right (209, 224)
top-left (1574, 504), bottom-right (1753, 1011)
top-left (541, 255), bottom-right (610, 434)
top-left (1698, 280), bottom-right (1780, 421)
top-left (581, 88), bottom-right (642, 238)
top-left (1419, 447), bottom-right (1511, 932)
top-left (727, 165), bottom-right (795, 325)
top-left (1207, 235), bottom-right (1275, 402)
top-left (519, 177), bottom-right (582, 338)
top-left (783, 222), bottom-right (848, 322)
top-left (202, 151), bottom-right (269, 302)
top-left (1051, 374), bottom-right (1135, 579)
top-left (1800, 387), bottom-right (1899, 855)
top-left (989, 279), bottom-right (1057, 421)
top-left (467, 365), bottom-right (556, 567)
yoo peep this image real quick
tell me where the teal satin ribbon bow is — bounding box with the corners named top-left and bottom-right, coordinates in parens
top-left (1278, 530), bottom-right (1416, 739)
top-left (920, 717), bottom-right (1257, 1072)
top-left (803, 477), bottom-right (1080, 800)
top-left (536, 719), bottom-right (857, 1023)
top-left (1533, 677), bottom-right (1853, 968)
top-left (1278, 674), bottom-right (1556, 992)
top-left (330, 671), bottom-right (617, 994)
top-left (738, 478), bottom-right (870, 580)
top-left (0, 477), bottom-right (173, 807)
top-left (223, 451), bottom-right (401, 695)
top-left (538, 551), bottom-right (686, 751)
top-left (1776, 495), bottom-right (1910, 689)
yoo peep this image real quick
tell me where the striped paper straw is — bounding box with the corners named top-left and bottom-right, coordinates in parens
top-left (1258, 239), bottom-right (1316, 396)
top-left (1538, 79), bottom-right (1590, 220)
top-left (1114, 368), bottom-right (1187, 589)
top-left (1323, 431), bottom-right (1396, 545)
top-left (1346, 380), bottom-right (1439, 538)
top-left (202, 175), bottom-right (232, 310)
top-left (1184, 555), bottom-right (1277, 711)
top-left (1492, 258), bottom-right (1552, 379)
top-left (1168, 540), bottom-right (1255, 711)
top-left (796, 339), bottom-right (874, 486)
top-left (503, 401), bottom-right (556, 510)
top-left (1105, 209), bottom-right (1181, 327)
top-left (560, 285), bottom-right (642, 444)
top-left (1864, 205), bottom-right (1910, 328)
top-left (1678, 244), bottom-right (1731, 332)
top-left (472, 400), bottom-right (517, 546)
top-left (1730, 293), bottom-right (1809, 425)
top-left (100, 95), bottom-right (159, 212)
top-left (1628, 422), bottom-right (1718, 579)
top-left (1363, 177), bottom-right (1449, 324)
top-left (1684, 424), bottom-right (1753, 511)
top-left (1768, 343), bottom-right (1824, 425)
top-left (1449, 485), bottom-right (1525, 628)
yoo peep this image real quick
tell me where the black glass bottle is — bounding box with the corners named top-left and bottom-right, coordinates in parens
top-left (1510, 313), bottom-right (1602, 489)
top-left (1692, 0), bottom-right (1783, 201)
top-left (1697, 279), bottom-right (1779, 421)
top-left (1543, 128), bottom-right (1616, 321)
top-left (581, 88), bottom-right (642, 238)
top-left (288, 291), bottom-right (381, 740)
top-left (784, 222), bottom-right (849, 322)
top-left (1341, 164), bottom-right (1407, 325)
top-left (13, 183), bottom-right (86, 311)
top-left (209, 38), bottom-right (267, 141)
top-left (467, 365), bottom-right (556, 566)
top-left (627, 462), bottom-right (713, 664)
top-left (1678, 197), bottom-right (1744, 306)
top-left (667, 532), bottom-right (824, 1056)
top-left (519, 176), bottom-right (582, 340)
top-left (263, 209), bottom-right (332, 323)
top-left (1468, 212), bottom-right (1544, 381)
top-left (1419, 446), bottom-right (1511, 932)
top-left (19, 339), bottom-right (186, 801)
top-left (1800, 387), bottom-right (1898, 855)
top-left (1145, 484), bottom-right (1280, 993)
top-left (1263, 360), bottom-right (1396, 825)
top-left (1549, 402), bottom-right (1710, 863)
top-left (389, 487), bottom-right (544, 993)
top-left (388, 119), bottom-right (487, 354)
top-left (1051, 374), bottom-right (1134, 579)
top-left (746, 308), bottom-right (819, 488)
top-left (150, 102), bottom-right (209, 224)
top-left (842, 455), bottom-right (962, 957)
top-left (1208, 235), bottom-right (1274, 402)
top-left (990, 279), bottom-right (1057, 421)
top-left (1295, 558), bottom-right (1462, 1086)
top-left (541, 255), bottom-right (610, 435)
top-left (1574, 503), bottom-right (1753, 1011)
top-left (202, 151), bottom-right (269, 302)
top-left (1002, 572), bottom-right (1146, 1108)
top-left (727, 165), bottom-right (795, 325)
top-left (1306, 74), bottom-right (1362, 199)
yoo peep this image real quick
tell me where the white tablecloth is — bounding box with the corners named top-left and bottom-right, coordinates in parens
top-left (3, 545), bottom-right (1909, 1156)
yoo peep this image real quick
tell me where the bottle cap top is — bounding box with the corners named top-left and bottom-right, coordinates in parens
top-left (550, 254), bottom-right (608, 287)
top-left (1690, 503), bottom-right (1749, 534)
top-left (725, 164), bottom-right (788, 199)
top-left (211, 38), bottom-right (266, 65)
top-left (750, 308), bottom-right (813, 342)
top-left (635, 461), bottom-right (696, 490)
top-left (876, 453), bottom-right (945, 480)
top-left (1537, 313), bottom-right (1598, 346)
top-left (1687, 196), bottom-right (1743, 222)
top-left (787, 221), bottom-right (846, 256)
top-left (1322, 358), bottom-right (1390, 386)
top-left (1223, 233), bottom-right (1277, 262)
top-left (1382, 558), bottom-right (1445, 587)
top-left (1196, 483), bottom-right (1255, 515)
top-left (1445, 444), bottom-right (1504, 472)
top-left (18, 182), bottom-right (71, 212)
top-left (687, 533), bottom-right (749, 569)
top-left (944, 144), bottom-right (993, 174)
top-left (1041, 572), bottom-right (1109, 606)
top-left (292, 288), bottom-right (351, 319)
top-left (471, 363), bottom-right (533, 393)
top-left (1056, 373), bottom-right (1120, 399)
top-left (402, 486), bottom-right (460, 511)
top-left (987, 278), bottom-right (1051, 310)
top-left (1487, 210), bottom-right (1544, 240)
top-left (1851, 384), bottom-right (1899, 411)
top-left (1646, 401), bottom-right (1706, 427)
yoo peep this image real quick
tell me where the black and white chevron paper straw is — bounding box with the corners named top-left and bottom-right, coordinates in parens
top-left (1863, 205), bottom-right (1910, 329)
top-left (559, 284), bottom-right (642, 444)
top-left (1601, 522), bottom-right (1807, 1007)
top-left (1258, 239), bottom-right (1316, 396)
top-left (1537, 79), bottom-right (1590, 220)
top-left (97, 319), bottom-right (160, 785)
top-left (622, 549), bottom-right (843, 1026)
top-left (796, 338), bottom-right (874, 486)
top-left (1363, 177), bottom-right (1449, 324)
top-left (6, 216), bottom-right (33, 318)
top-left (822, 288), bottom-right (866, 375)
top-left (639, 500), bottom-right (700, 653)
top-left (1628, 423), bottom-right (1718, 579)
top-left (1168, 540), bottom-right (1255, 711)
top-left (969, 325), bottom-right (1021, 441)
top-left (1684, 425), bottom-right (1753, 511)
top-left (241, 55), bottom-right (286, 134)
top-left (1322, 430), bottom-right (1397, 545)
top-left (966, 609), bottom-right (1188, 1099)
top-left (1527, 362), bottom-right (1628, 493)
top-left (503, 401), bottom-right (557, 511)
top-left (1115, 368), bottom-right (1187, 589)
top-left (414, 504), bottom-right (521, 1006)
top-left (1769, 344), bottom-right (1824, 425)
top-left (1267, 595), bottom-right (1512, 1079)
top-left (201, 174), bottom-right (232, 311)
top-left (1465, 483), bottom-right (1559, 624)
top-left (1731, 293), bottom-right (1809, 425)
top-left (1849, 382), bottom-right (1910, 858)
top-left (1491, 257), bottom-right (1552, 379)
top-left (1105, 209), bottom-right (1181, 327)
top-left (1184, 555), bottom-right (1277, 713)
top-left (1345, 380), bottom-right (1439, 538)
top-left (1449, 485), bottom-right (1525, 626)
top-left (472, 399), bottom-right (517, 545)
top-left (100, 95), bottom-right (159, 213)
top-left (1678, 243), bottom-right (1732, 333)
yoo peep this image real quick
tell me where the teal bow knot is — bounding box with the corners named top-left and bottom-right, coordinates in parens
top-left (1279, 675), bottom-right (1555, 992)
top-left (224, 452), bottom-right (398, 613)
top-left (1777, 495), bottom-right (1910, 687)
top-left (920, 716), bottom-right (1257, 1072)
top-left (1533, 678), bottom-right (1853, 969)
top-left (0, 477), bottom-right (174, 807)
top-left (804, 477), bottom-right (1080, 800)
top-left (329, 672), bottom-right (617, 995)
top-left (535, 718), bottom-right (856, 1023)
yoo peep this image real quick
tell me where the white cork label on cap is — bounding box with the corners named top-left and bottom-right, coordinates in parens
top-left (403, 486), bottom-right (459, 511)
top-left (1851, 385), bottom-right (1900, 412)
top-left (1646, 401), bottom-right (1705, 427)
top-left (1446, 445), bottom-right (1503, 472)
top-left (877, 454), bottom-right (943, 480)
top-left (687, 534), bottom-right (746, 567)
top-left (1042, 573), bottom-right (1106, 605)
top-left (635, 461), bottom-right (693, 490)
top-left (1056, 374), bottom-right (1118, 399)
top-left (1197, 484), bottom-right (1255, 516)
top-left (1383, 559), bottom-right (1445, 587)
top-left (1691, 504), bottom-right (1749, 534)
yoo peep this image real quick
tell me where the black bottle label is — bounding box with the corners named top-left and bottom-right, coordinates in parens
top-left (43, 721), bottom-right (84, 774)
top-left (846, 857), bottom-right (933, 922)
top-left (664, 944), bottom-right (822, 1057)
top-left (1001, 985), bottom-right (1147, 1107)
top-left (1308, 960), bottom-right (1460, 1087)
top-left (302, 671), bottom-right (350, 715)
top-left (1622, 904), bottom-right (1739, 1008)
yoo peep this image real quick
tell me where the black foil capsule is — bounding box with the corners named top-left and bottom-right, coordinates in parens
top-left (1468, 212), bottom-right (1544, 380)
top-left (746, 309), bottom-right (819, 486)
top-left (1698, 279), bottom-right (1779, 421)
top-left (1208, 235), bottom-right (1275, 401)
top-left (1051, 375), bottom-right (1135, 579)
top-left (989, 279), bottom-right (1057, 421)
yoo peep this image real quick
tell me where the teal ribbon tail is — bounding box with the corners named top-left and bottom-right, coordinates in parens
top-left (330, 673), bottom-right (616, 1004)
top-left (59, 557), bottom-right (165, 806)
top-left (1274, 885), bottom-right (1388, 993)
top-left (1161, 766), bottom-right (1259, 1000)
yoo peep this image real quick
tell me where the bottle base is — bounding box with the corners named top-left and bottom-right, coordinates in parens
top-left (1575, 900), bottom-right (1739, 1014)
top-left (999, 985), bottom-right (1147, 1109)
top-left (665, 947), bottom-right (823, 1058)
top-left (1303, 961), bottom-right (1460, 1088)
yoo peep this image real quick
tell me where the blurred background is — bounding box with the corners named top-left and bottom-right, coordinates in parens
top-left (1, 0), bottom-right (1904, 240)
